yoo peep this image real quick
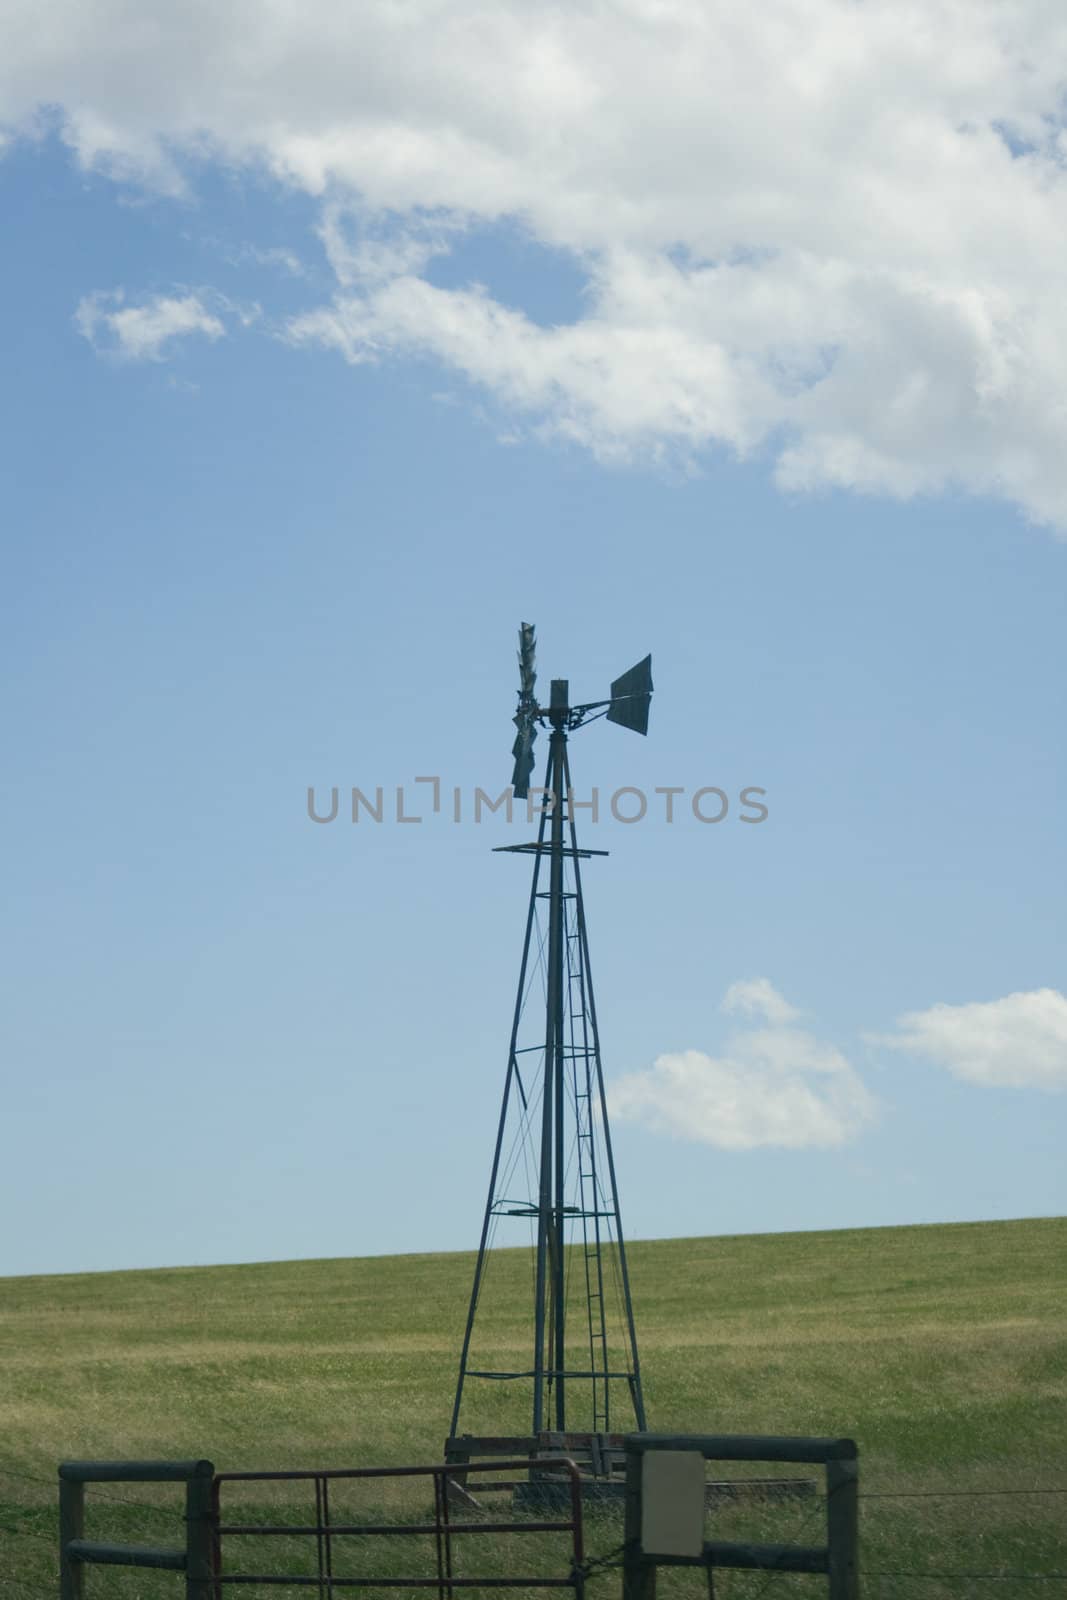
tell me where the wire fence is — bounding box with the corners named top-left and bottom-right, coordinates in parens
top-left (856, 1483), bottom-right (1067, 1594)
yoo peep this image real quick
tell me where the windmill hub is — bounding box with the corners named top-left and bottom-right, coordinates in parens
top-left (512, 623), bottom-right (652, 801)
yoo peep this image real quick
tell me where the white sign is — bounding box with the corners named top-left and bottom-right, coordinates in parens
top-left (641, 1450), bottom-right (705, 1558)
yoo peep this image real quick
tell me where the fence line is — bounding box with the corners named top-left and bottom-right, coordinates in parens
top-left (860, 1479), bottom-right (1066, 1591)
top-left (1, 1460), bottom-right (181, 1516)
top-left (861, 1488), bottom-right (1067, 1500)
top-left (7, 1452), bottom-right (1066, 1596)
top-left (868, 1572), bottom-right (1067, 1583)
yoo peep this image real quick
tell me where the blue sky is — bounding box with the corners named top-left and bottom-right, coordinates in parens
top-left (2, 5), bottom-right (1066, 1277)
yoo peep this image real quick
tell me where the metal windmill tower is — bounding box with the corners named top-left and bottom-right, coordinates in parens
top-left (448, 624), bottom-right (652, 1446)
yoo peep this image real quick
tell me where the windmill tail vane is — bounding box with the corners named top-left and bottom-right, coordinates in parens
top-left (450, 622), bottom-right (653, 1445)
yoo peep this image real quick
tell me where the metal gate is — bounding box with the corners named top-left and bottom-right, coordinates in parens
top-left (211, 1457), bottom-right (586, 1597)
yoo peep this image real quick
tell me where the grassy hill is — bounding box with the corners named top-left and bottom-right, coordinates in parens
top-left (1, 1216), bottom-right (1064, 1594)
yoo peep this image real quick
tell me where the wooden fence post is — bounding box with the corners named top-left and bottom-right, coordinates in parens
top-left (622, 1441), bottom-right (654, 1600)
top-left (58, 1473), bottom-right (85, 1600)
top-left (826, 1455), bottom-right (859, 1600)
top-left (185, 1461), bottom-right (216, 1600)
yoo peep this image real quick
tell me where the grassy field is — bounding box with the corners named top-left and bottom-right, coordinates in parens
top-left (1, 1216), bottom-right (1064, 1597)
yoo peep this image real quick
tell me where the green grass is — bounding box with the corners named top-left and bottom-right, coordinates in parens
top-left (1, 1216), bottom-right (1064, 1597)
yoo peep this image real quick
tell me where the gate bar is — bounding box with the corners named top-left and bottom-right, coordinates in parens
top-left (212, 1458), bottom-right (584, 1597)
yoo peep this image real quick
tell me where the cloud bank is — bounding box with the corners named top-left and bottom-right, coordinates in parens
top-left (7, 1), bottom-right (1067, 523)
top-left (885, 987), bottom-right (1067, 1091)
top-left (608, 980), bottom-right (876, 1150)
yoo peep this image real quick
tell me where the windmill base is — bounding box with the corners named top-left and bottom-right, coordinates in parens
top-left (513, 1475), bottom-right (819, 1510)
top-left (443, 1433), bottom-right (817, 1509)
top-left (443, 1432), bottom-right (625, 1506)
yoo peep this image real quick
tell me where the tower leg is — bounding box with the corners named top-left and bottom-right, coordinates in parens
top-left (449, 767), bottom-right (551, 1442)
top-left (534, 729), bottom-right (567, 1433)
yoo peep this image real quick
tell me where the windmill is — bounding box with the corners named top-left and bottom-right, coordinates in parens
top-left (448, 624), bottom-right (653, 1454)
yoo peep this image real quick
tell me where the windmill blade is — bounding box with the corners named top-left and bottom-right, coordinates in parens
top-left (511, 716), bottom-right (537, 798)
top-left (606, 654), bottom-right (653, 735)
top-left (518, 621), bottom-right (537, 695)
top-left (511, 621), bottom-right (539, 797)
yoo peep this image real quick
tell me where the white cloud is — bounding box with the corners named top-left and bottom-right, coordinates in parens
top-left (316, 205), bottom-right (461, 290)
top-left (229, 244), bottom-right (307, 279)
top-left (608, 981), bottom-right (876, 1150)
top-left (9, 1), bottom-right (1067, 523)
top-left (884, 987), bottom-right (1067, 1092)
top-left (75, 290), bottom-right (227, 361)
top-left (722, 977), bottom-right (801, 1025)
